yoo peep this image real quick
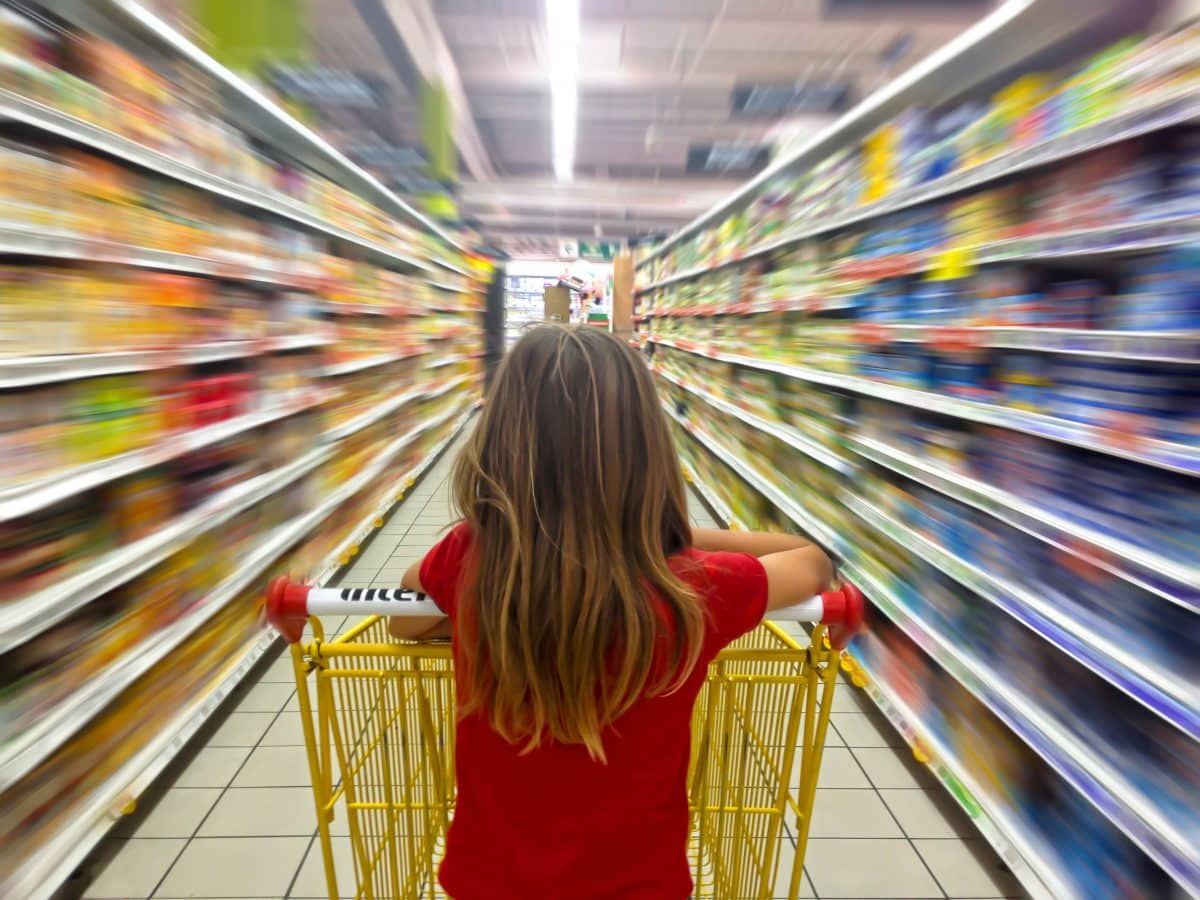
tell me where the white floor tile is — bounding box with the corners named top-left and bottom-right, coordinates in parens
top-left (259, 654), bottom-right (301, 683)
top-left (830, 711), bottom-right (905, 748)
top-left (396, 534), bottom-right (442, 548)
top-left (197, 787), bottom-right (317, 837)
top-left (855, 747), bottom-right (938, 790)
top-left (261, 712), bottom-right (308, 746)
top-left (205, 712), bottom-right (276, 747)
top-left (330, 573), bottom-right (376, 588)
top-left (404, 523), bottom-right (451, 535)
top-left (914, 838), bottom-right (1024, 898)
top-left (808, 788), bottom-right (904, 838)
top-left (771, 844), bottom-right (816, 898)
top-left (83, 838), bottom-right (186, 899)
top-left (881, 788), bottom-right (978, 839)
top-left (812, 747), bottom-right (871, 789)
top-left (171, 747), bottom-right (251, 789)
top-left (289, 836), bottom-right (357, 899)
top-left (235, 682), bottom-right (295, 714)
top-left (384, 555), bottom-right (424, 569)
top-left (804, 837), bottom-right (942, 898)
top-left (116, 788), bottom-right (221, 839)
top-left (830, 680), bottom-right (870, 712)
top-left (154, 836), bottom-right (309, 898)
top-left (232, 745), bottom-right (316, 788)
top-left (371, 570), bottom-right (409, 587)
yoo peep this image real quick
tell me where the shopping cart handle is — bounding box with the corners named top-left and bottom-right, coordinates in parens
top-left (767, 582), bottom-right (865, 646)
top-left (267, 577), bottom-right (867, 646)
top-left (267, 577), bottom-right (444, 643)
top-left (824, 582), bottom-right (866, 649)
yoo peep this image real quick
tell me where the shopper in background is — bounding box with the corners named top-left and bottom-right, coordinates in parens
top-left (388, 324), bottom-right (832, 899)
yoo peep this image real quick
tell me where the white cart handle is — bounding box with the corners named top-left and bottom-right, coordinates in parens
top-left (267, 577), bottom-right (865, 647)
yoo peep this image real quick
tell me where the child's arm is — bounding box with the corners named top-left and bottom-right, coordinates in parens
top-left (386, 559), bottom-right (451, 640)
top-left (692, 527), bottom-right (833, 613)
top-left (691, 526), bottom-right (815, 556)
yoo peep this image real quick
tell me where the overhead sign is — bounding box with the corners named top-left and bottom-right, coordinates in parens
top-left (731, 79), bottom-right (853, 117)
top-left (577, 240), bottom-right (621, 261)
top-left (686, 143), bottom-right (772, 175)
top-left (270, 65), bottom-right (382, 108)
top-left (348, 141), bottom-right (426, 171)
top-left (557, 240), bottom-right (621, 261)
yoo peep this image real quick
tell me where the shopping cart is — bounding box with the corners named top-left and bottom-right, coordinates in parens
top-left (266, 577), bottom-right (865, 900)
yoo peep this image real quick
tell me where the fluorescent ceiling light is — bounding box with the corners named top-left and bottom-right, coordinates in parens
top-left (546, 0), bottom-right (580, 181)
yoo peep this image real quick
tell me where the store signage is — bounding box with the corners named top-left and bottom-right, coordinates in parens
top-left (731, 79), bottom-right (853, 116)
top-left (686, 143), bottom-right (772, 175)
top-left (578, 240), bottom-right (621, 261)
top-left (270, 65), bottom-right (382, 109)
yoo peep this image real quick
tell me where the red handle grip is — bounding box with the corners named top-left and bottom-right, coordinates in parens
top-left (821, 581), bottom-right (866, 649)
top-left (266, 576), bottom-right (311, 644)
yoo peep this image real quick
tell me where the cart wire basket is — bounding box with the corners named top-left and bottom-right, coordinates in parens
top-left (267, 580), bottom-right (865, 900)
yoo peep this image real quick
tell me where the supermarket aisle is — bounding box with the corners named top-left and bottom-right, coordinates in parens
top-left (75, 432), bottom-right (1022, 900)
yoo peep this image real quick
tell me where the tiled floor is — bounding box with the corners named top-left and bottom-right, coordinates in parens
top-left (71, 430), bottom-right (1026, 899)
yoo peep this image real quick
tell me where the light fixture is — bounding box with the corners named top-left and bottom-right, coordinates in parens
top-left (546, 0), bottom-right (580, 181)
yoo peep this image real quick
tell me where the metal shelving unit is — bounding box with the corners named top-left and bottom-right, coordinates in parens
top-left (0, 2), bottom-right (487, 893)
top-left (635, 2), bottom-right (1196, 897)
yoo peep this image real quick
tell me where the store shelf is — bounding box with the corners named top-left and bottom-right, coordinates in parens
top-left (0, 389), bottom-right (333, 522)
top-left (844, 323), bottom-right (1200, 364)
top-left (638, 87), bottom-right (1200, 283)
top-left (319, 351), bottom-right (422, 379)
top-left (655, 366), bottom-right (853, 474)
top-left (844, 553), bottom-right (1199, 897)
top-left (681, 464), bottom-right (742, 529)
top-left (643, 207), bottom-right (1200, 301)
top-left (0, 446), bottom-right (332, 657)
top-left (7, 626), bottom-right (277, 900)
top-left (0, 90), bottom-right (435, 275)
top-left (428, 354), bottom-right (468, 370)
top-left (847, 433), bottom-right (1199, 607)
top-left (648, 337), bottom-right (1200, 476)
top-left (833, 214), bottom-right (1200, 284)
top-left (312, 402), bottom-right (477, 586)
top-left (0, 334), bottom-right (332, 390)
top-left (323, 386), bottom-right (426, 442)
top-left (0, 224), bottom-right (324, 288)
top-left (846, 492), bottom-right (1198, 737)
top-left (662, 375), bottom-right (1197, 732)
top-left (0, 398), bottom-right (470, 806)
top-left (669, 420), bottom-right (1198, 896)
top-left (853, 652), bottom-right (1076, 900)
top-left (40, 0), bottom-right (465, 256)
top-left (662, 405), bottom-right (846, 554)
top-left (679, 459), bottom-right (1075, 900)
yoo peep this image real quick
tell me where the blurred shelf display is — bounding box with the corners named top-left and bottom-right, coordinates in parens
top-left (504, 273), bottom-right (551, 346)
top-left (0, 3), bottom-right (486, 896)
top-left (639, 6), bottom-right (1200, 899)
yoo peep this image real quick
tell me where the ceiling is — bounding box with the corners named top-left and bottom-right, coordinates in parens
top-left (174, 0), bottom-right (996, 257)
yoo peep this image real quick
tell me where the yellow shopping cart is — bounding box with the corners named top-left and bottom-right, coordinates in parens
top-left (266, 578), bottom-right (865, 900)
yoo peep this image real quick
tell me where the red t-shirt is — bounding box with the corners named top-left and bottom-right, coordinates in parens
top-left (419, 522), bottom-right (768, 900)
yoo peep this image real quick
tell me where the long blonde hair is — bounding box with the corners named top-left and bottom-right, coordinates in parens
top-left (450, 325), bottom-right (705, 760)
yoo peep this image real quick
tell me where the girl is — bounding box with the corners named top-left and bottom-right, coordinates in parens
top-left (389, 325), bottom-right (832, 899)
